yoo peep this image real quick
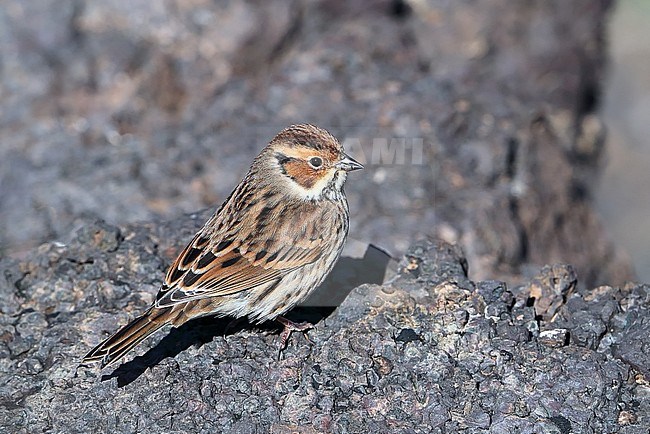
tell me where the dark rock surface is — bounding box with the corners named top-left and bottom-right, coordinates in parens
top-left (0, 0), bottom-right (633, 288)
top-left (0, 225), bottom-right (648, 433)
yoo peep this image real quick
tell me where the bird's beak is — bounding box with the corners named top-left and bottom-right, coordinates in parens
top-left (336, 154), bottom-right (364, 171)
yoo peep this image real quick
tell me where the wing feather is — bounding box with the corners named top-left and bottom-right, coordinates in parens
top-left (155, 192), bottom-right (334, 308)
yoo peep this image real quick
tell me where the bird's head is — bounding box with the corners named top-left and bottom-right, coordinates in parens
top-left (263, 124), bottom-right (363, 200)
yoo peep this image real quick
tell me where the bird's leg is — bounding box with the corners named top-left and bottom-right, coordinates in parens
top-left (276, 316), bottom-right (313, 357)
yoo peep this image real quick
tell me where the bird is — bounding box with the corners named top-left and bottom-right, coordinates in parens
top-left (82, 124), bottom-right (363, 367)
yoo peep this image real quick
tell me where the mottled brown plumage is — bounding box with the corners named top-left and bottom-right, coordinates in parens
top-left (82, 124), bottom-right (362, 367)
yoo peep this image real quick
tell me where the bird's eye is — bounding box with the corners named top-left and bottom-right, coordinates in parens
top-left (308, 156), bottom-right (323, 169)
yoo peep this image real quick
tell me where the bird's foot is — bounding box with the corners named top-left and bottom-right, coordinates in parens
top-left (276, 316), bottom-right (313, 358)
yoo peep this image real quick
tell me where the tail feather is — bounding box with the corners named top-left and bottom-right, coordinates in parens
top-left (82, 307), bottom-right (171, 367)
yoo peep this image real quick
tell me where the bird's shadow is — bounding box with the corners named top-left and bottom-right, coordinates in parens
top-left (101, 243), bottom-right (394, 387)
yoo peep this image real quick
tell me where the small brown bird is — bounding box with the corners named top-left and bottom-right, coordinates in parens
top-left (82, 124), bottom-right (363, 367)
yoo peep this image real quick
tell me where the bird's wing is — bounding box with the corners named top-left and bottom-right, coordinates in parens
top-left (154, 200), bottom-right (334, 307)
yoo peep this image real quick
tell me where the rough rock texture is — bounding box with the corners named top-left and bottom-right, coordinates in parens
top-left (0, 227), bottom-right (648, 433)
top-left (0, 0), bottom-right (633, 288)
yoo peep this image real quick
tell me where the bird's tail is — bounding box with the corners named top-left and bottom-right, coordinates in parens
top-left (81, 307), bottom-right (171, 368)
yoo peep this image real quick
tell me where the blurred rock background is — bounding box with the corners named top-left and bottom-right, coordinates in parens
top-left (0, 0), bottom-right (641, 287)
top-left (598, 0), bottom-right (650, 282)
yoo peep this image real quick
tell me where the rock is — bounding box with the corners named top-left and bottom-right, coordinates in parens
top-left (522, 264), bottom-right (577, 322)
top-left (538, 328), bottom-right (569, 348)
top-left (1, 227), bottom-right (648, 432)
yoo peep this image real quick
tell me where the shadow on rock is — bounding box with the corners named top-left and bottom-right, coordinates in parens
top-left (101, 316), bottom-right (236, 387)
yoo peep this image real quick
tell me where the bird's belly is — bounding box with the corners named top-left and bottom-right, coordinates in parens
top-left (243, 243), bottom-right (344, 323)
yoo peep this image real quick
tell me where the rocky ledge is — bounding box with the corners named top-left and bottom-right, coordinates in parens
top-left (1, 217), bottom-right (648, 433)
